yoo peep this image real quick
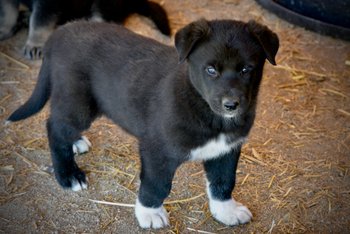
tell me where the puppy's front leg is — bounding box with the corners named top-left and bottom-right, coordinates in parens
top-left (135, 143), bottom-right (180, 229)
top-left (24, 2), bottom-right (57, 59)
top-left (203, 149), bottom-right (252, 226)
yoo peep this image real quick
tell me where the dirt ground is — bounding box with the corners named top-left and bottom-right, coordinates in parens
top-left (0, 0), bottom-right (349, 233)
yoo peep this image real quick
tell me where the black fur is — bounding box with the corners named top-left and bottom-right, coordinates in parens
top-left (204, 149), bottom-right (240, 200)
top-left (0, 0), bottom-right (171, 59)
top-left (8, 19), bottom-right (279, 227)
top-left (7, 56), bottom-right (51, 121)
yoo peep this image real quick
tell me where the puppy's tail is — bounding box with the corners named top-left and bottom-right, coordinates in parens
top-left (7, 58), bottom-right (51, 122)
top-left (138, 1), bottom-right (171, 36)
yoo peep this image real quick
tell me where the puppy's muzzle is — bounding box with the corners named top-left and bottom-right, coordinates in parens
top-left (222, 97), bottom-right (240, 111)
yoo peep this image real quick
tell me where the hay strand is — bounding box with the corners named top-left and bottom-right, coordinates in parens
top-left (89, 193), bottom-right (205, 208)
top-left (275, 64), bottom-right (336, 78)
top-left (165, 193), bottom-right (205, 205)
top-left (89, 199), bottom-right (135, 207)
top-left (268, 175), bottom-right (276, 189)
top-left (319, 88), bottom-right (348, 98)
top-left (0, 51), bottom-right (30, 70)
top-left (337, 109), bottom-right (350, 116)
top-left (187, 228), bottom-right (217, 234)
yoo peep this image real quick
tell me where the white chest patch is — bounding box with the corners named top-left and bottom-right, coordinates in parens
top-left (189, 134), bottom-right (245, 161)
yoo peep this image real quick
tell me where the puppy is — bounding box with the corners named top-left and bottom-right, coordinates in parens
top-left (0, 0), bottom-right (171, 60)
top-left (8, 19), bottom-right (279, 229)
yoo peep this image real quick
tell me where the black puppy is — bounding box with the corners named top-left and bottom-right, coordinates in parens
top-left (8, 19), bottom-right (279, 228)
top-left (0, 0), bottom-right (170, 59)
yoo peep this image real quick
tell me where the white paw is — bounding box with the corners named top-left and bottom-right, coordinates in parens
top-left (71, 178), bottom-right (88, 191)
top-left (209, 198), bottom-right (252, 226)
top-left (90, 13), bottom-right (105, 22)
top-left (73, 136), bottom-right (92, 155)
top-left (135, 199), bottom-right (169, 229)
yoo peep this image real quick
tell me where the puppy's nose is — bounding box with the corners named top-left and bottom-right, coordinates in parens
top-left (223, 98), bottom-right (239, 111)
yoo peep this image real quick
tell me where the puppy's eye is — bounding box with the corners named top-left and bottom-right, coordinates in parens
top-left (240, 66), bottom-right (252, 75)
top-left (206, 66), bottom-right (219, 77)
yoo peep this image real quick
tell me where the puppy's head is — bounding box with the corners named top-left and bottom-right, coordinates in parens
top-left (175, 19), bottom-right (279, 119)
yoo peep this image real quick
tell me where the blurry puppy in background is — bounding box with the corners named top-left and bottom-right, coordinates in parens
top-left (0, 0), bottom-right (171, 59)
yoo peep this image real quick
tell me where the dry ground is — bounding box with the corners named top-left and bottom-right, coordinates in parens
top-left (0, 0), bottom-right (349, 233)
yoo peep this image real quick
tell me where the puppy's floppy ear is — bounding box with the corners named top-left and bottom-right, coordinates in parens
top-left (247, 20), bottom-right (279, 65)
top-left (175, 19), bottom-right (211, 63)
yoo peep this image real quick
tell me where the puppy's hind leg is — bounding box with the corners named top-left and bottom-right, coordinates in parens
top-left (73, 135), bottom-right (92, 155)
top-left (46, 69), bottom-right (99, 190)
top-left (47, 118), bottom-right (89, 191)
